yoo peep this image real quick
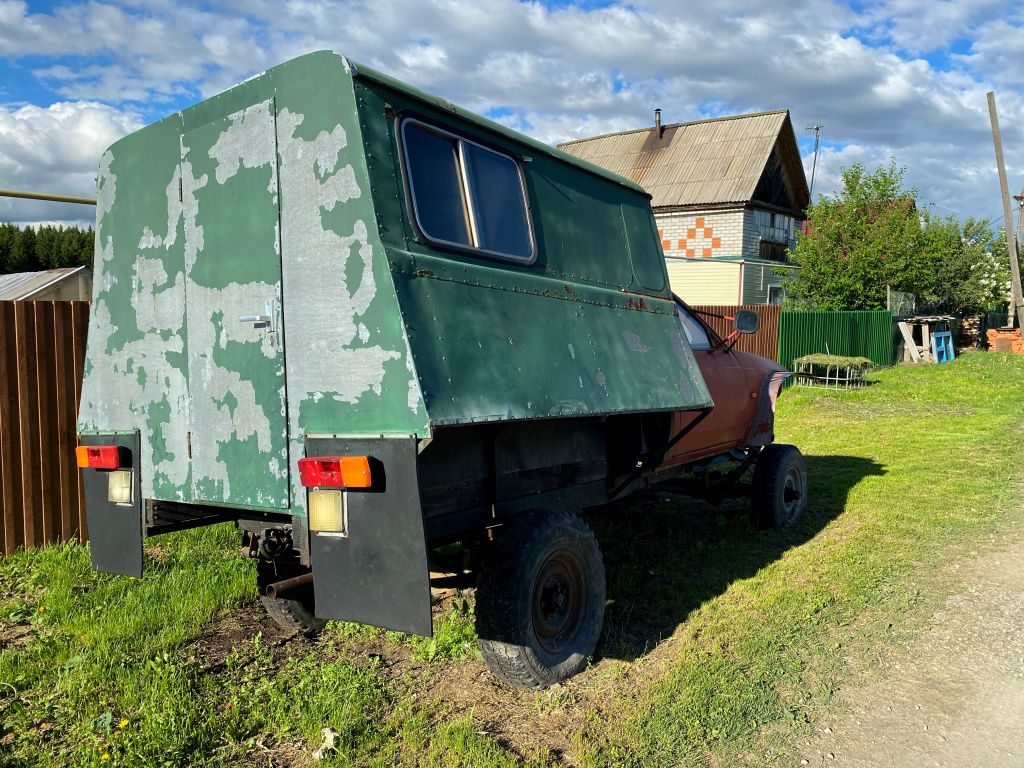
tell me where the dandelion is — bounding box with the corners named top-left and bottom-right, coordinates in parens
top-left (100, 754), bottom-right (110, 761)
top-left (117, 719), bottom-right (128, 729)
top-left (37, 606), bottom-right (45, 612)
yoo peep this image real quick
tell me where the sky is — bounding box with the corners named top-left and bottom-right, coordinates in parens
top-left (0, 0), bottom-right (1022, 230)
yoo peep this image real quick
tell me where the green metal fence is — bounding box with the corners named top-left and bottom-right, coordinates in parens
top-left (777, 310), bottom-right (894, 372)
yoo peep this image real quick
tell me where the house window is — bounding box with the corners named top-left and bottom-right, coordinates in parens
top-left (768, 285), bottom-right (785, 305)
top-left (401, 119), bottom-right (535, 263)
top-left (759, 240), bottom-right (787, 262)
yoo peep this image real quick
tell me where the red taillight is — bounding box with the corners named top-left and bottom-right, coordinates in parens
top-left (298, 456), bottom-right (373, 488)
top-left (75, 445), bottom-right (122, 469)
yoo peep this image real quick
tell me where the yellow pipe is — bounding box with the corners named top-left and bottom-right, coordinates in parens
top-left (0, 188), bottom-right (96, 205)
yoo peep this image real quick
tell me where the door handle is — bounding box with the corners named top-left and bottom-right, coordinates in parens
top-left (239, 299), bottom-right (274, 330)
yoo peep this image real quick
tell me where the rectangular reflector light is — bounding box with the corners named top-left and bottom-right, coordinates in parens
top-left (297, 456), bottom-right (373, 488)
top-left (308, 489), bottom-right (345, 533)
top-left (75, 445), bottom-right (121, 469)
top-left (107, 470), bottom-right (133, 504)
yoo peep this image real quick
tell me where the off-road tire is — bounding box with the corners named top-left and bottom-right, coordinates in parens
top-left (475, 509), bottom-right (605, 690)
top-left (752, 443), bottom-right (807, 532)
top-left (257, 562), bottom-right (326, 636)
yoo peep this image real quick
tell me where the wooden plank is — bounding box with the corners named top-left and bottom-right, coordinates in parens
top-left (33, 302), bottom-right (61, 546)
top-left (52, 301), bottom-right (77, 543)
top-left (0, 302), bottom-right (20, 555)
top-left (71, 301), bottom-right (89, 541)
top-left (14, 301), bottom-right (40, 548)
top-left (898, 322), bottom-right (921, 362)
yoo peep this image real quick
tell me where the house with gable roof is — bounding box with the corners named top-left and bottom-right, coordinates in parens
top-left (559, 109), bottom-right (809, 305)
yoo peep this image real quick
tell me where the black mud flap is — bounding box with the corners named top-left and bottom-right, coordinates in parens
top-left (306, 437), bottom-right (432, 636)
top-left (79, 432), bottom-right (143, 577)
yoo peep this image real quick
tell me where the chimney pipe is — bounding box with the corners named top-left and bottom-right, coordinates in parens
top-left (654, 108), bottom-right (662, 137)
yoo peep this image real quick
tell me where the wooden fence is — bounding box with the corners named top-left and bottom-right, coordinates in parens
top-left (690, 304), bottom-right (895, 371)
top-left (0, 301), bottom-right (89, 555)
top-left (691, 304), bottom-right (782, 361)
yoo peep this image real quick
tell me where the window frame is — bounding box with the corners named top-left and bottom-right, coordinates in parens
top-left (672, 295), bottom-right (721, 352)
top-left (398, 116), bottom-right (537, 265)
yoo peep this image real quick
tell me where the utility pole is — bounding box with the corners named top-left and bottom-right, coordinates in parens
top-left (0, 188), bottom-right (96, 205)
top-left (1016, 188), bottom-right (1024, 273)
top-left (806, 123), bottom-right (823, 199)
top-left (987, 92), bottom-right (1024, 333)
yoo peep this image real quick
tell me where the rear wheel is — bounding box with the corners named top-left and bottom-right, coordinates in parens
top-left (257, 560), bottom-right (326, 636)
top-left (475, 509), bottom-right (605, 689)
top-left (752, 444), bottom-right (807, 531)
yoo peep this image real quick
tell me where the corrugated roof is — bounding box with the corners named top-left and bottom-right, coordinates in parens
top-left (0, 267), bottom-right (85, 300)
top-left (558, 110), bottom-right (809, 212)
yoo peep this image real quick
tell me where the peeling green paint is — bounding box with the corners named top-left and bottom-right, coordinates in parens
top-left (78, 50), bottom-right (709, 518)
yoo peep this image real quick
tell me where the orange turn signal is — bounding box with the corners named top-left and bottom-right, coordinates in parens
top-left (297, 456), bottom-right (373, 489)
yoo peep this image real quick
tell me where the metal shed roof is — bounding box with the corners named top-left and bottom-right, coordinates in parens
top-left (558, 110), bottom-right (810, 212)
top-left (0, 267), bottom-right (86, 300)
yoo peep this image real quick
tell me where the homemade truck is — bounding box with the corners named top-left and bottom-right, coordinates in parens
top-left (76, 51), bottom-right (805, 689)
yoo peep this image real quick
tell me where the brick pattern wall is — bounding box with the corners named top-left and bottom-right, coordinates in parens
top-left (656, 208), bottom-right (801, 260)
top-left (655, 210), bottom-right (744, 258)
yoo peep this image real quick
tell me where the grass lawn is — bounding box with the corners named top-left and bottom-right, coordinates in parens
top-left (2, 351), bottom-right (1023, 767)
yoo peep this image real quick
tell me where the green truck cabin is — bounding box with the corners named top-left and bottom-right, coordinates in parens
top-left (77, 51), bottom-right (711, 654)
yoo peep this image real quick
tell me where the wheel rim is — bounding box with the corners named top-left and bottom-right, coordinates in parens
top-left (531, 550), bottom-right (586, 654)
top-left (781, 466), bottom-right (805, 525)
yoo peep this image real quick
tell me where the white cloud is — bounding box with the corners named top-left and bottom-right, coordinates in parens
top-left (0, 0), bottom-right (1021, 226)
top-left (0, 101), bottom-right (141, 225)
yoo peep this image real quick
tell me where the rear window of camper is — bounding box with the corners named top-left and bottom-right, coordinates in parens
top-left (401, 119), bottom-right (535, 263)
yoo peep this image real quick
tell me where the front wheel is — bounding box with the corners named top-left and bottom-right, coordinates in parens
top-left (752, 444), bottom-right (807, 531)
top-left (475, 509), bottom-right (606, 689)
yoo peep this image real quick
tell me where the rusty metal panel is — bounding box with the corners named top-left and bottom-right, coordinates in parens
top-left (691, 304), bottom-right (781, 362)
top-left (0, 300), bottom-right (89, 554)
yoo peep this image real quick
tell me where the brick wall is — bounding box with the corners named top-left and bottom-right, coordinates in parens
top-left (655, 210), bottom-right (744, 258)
top-left (656, 207), bottom-right (801, 260)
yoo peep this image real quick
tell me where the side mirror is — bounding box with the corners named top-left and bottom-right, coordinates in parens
top-left (734, 310), bottom-right (760, 334)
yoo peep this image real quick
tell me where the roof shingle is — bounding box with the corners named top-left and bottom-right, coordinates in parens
top-left (558, 110), bottom-right (809, 212)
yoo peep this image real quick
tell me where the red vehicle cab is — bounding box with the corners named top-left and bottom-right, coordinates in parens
top-left (655, 299), bottom-right (805, 532)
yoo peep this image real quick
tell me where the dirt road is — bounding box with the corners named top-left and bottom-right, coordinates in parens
top-left (803, 538), bottom-right (1024, 767)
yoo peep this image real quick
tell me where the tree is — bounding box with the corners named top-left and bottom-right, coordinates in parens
top-left (0, 222), bottom-right (95, 274)
top-left (786, 161), bottom-right (923, 310)
top-left (915, 215), bottom-right (1010, 315)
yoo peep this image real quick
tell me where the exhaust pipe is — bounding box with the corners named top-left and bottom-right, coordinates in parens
top-left (265, 572), bottom-right (314, 599)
